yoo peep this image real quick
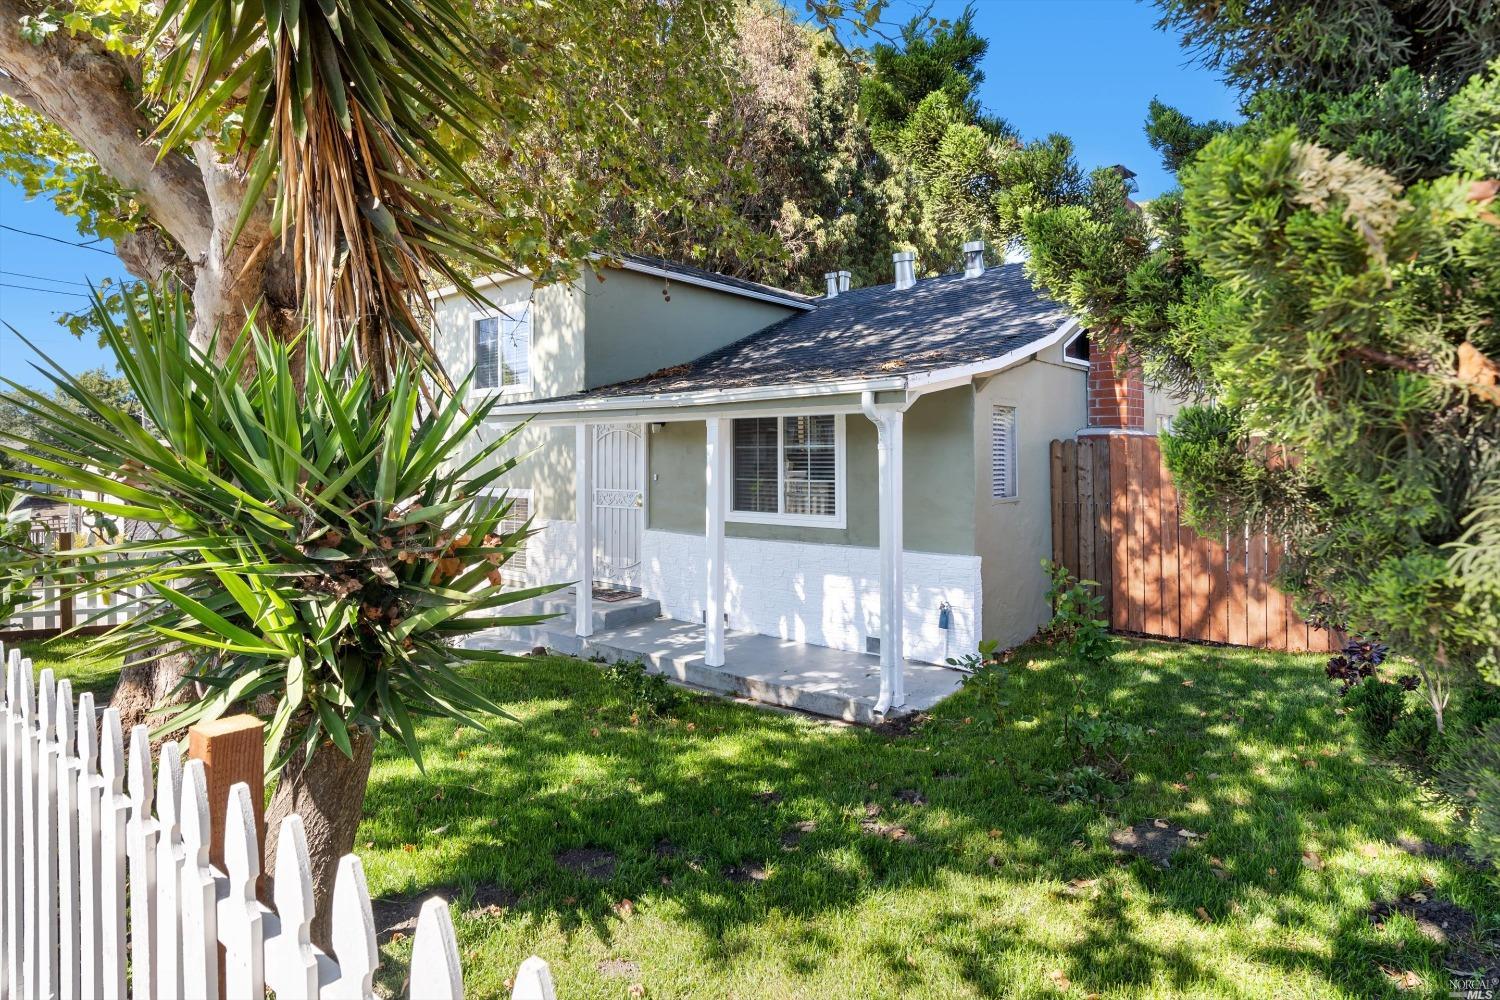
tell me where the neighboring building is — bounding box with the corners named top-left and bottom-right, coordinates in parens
top-left (434, 244), bottom-right (1180, 714)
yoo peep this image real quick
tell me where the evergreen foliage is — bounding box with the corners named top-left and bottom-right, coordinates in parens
top-left (1021, 0), bottom-right (1500, 865)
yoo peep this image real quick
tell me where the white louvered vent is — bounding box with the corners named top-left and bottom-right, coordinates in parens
top-left (991, 406), bottom-right (1017, 499)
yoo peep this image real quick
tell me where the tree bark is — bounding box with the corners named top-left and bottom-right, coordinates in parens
top-left (0, 0), bottom-right (212, 259)
top-left (264, 727), bottom-right (377, 952)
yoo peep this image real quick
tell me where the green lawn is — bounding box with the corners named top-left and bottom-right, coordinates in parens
top-left (18, 635), bottom-right (127, 700)
top-left (21, 636), bottom-right (1495, 998)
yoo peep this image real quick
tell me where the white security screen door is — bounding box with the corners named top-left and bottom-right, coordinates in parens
top-left (593, 423), bottom-right (645, 590)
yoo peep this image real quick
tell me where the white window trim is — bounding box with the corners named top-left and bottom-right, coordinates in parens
top-left (471, 302), bottom-right (534, 397)
top-left (478, 486), bottom-right (534, 579)
top-left (726, 413), bottom-right (847, 529)
top-left (991, 404), bottom-right (1019, 504)
top-left (1061, 328), bottom-right (1090, 369)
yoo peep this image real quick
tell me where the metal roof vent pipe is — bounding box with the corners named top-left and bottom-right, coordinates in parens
top-left (893, 251), bottom-right (917, 291)
top-left (824, 271), bottom-right (841, 298)
top-left (963, 239), bottom-right (986, 278)
top-left (837, 269), bottom-right (851, 293)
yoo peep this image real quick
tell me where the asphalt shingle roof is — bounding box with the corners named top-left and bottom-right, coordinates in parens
top-left (520, 262), bottom-right (1068, 404)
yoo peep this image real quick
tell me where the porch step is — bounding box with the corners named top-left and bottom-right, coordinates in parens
top-left (525, 592), bottom-right (661, 635)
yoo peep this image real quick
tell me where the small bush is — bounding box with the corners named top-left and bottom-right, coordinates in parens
top-left (1040, 559), bottom-right (1115, 671)
top-left (949, 640), bottom-right (1012, 728)
top-left (602, 658), bottom-right (680, 719)
top-left (1344, 678), bottom-right (1411, 752)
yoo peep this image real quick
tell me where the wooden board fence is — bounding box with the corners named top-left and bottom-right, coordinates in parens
top-left (1050, 435), bottom-right (1340, 653)
top-left (0, 642), bottom-right (564, 1000)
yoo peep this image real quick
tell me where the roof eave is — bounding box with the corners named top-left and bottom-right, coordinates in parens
top-left (428, 256), bottom-right (815, 312)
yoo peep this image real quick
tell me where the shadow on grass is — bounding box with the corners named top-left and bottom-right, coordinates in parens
top-left (358, 639), bottom-right (1489, 997)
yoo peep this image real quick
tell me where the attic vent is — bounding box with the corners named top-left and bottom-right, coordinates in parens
top-left (991, 406), bottom-right (1017, 499)
top-left (865, 635), bottom-right (881, 656)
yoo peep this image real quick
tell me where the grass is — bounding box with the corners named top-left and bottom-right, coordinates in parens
top-left (18, 635), bottom-right (124, 700)
top-left (21, 635), bottom-right (1497, 998)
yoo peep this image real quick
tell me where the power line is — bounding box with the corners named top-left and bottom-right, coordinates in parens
top-left (0, 270), bottom-right (95, 288)
top-left (0, 224), bottom-right (115, 255)
top-left (0, 281), bottom-right (90, 298)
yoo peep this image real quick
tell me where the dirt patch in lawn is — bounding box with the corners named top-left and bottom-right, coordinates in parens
top-left (724, 862), bottom-right (770, 883)
top-left (372, 883), bottom-right (516, 940)
top-left (596, 958), bottom-right (641, 978)
top-left (781, 820), bottom-right (816, 850)
top-left (894, 788), bottom-right (928, 806)
top-left (556, 847), bottom-right (617, 880)
top-left (1393, 836), bottom-right (1485, 870)
top-left (872, 711), bottom-right (930, 737)
top-left (1108, 821), bottom-right (1198, 868)
top-left (1370, 893), bottom-right (1497, 975)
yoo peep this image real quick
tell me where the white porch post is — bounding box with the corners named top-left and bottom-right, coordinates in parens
top-left (574, 422), bottom-right (594, 637)
top-left (704, 417), bottom-right (729, 667)
top-left (863, 393), bottom-right (907, 713)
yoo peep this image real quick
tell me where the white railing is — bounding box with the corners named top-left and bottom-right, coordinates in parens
top-left (0, 643), bottom-right (561, 1000)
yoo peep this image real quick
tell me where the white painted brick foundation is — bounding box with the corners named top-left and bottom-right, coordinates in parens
top-left (517, 517), bottom-right (579, 590)
top-left (639, 529), bottom-right (980, 665)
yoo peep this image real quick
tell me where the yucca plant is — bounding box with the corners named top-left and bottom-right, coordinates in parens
top-left (0, 286), bottom-right (556, 938)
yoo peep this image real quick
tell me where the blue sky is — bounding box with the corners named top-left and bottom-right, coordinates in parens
top-left (0, 0), bottom-right (1239, 388)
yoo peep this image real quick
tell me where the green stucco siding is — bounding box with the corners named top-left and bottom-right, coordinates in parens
top-left (646, 386), bottom-right (975, 554)
top-left (582, 268), bottom-right (799, 389)
top-left (971, 356), bottom-right (1088, 648)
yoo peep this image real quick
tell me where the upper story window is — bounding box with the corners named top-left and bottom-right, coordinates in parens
top-left (474, 303), bottom-right (532, 392)
top-left (730, 414), bottom-right (844, 527)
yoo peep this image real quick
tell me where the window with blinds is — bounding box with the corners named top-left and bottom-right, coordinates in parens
top-left (476, 490), bottom-right (531, 580)
top-left (474, 304), bottom-right (532, 391)
top-left (731, 414), bottom-right (841, 522)
top-left (991, 406), bottom-right (1017, 499)
top-left (782, 415), bottom-right (837, 516)
top-left (732, 418), bottom-right (779, 513)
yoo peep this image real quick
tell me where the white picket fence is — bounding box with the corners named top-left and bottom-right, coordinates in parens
top-left (0, 643), bottom-right (561, 1000)
top-left (2, 531), bottom-right (146, 636)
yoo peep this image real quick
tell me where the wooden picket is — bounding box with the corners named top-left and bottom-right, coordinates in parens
top-left (1050, 435), bottom-right (1341, 653)
top-left (0, 642), bottom-right (563, 1000)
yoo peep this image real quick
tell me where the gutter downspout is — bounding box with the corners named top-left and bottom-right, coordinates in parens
top-left (861, 390), bottom-right (911, 716)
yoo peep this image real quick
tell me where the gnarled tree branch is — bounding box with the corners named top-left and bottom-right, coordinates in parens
top-left (0, 0), bottom-right (212, 258)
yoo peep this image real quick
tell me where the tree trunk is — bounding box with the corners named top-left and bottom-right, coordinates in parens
top-left (112, 646), bottom-right (194, 737)
top-left (264, 726), bottom-right (377, 951)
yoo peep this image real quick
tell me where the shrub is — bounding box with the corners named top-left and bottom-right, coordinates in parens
top-left (602, 658), bottom-right (680, 719)
top-left (1344, 678), bottom-right (1411, 752)
top-left (950, 640), bottom-right (1012, 728)
top-left (1040, 559), bottom-right (1115, 671)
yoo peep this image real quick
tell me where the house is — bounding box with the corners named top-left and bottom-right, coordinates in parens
top-left (434, 243), bottom-right (1180, 718)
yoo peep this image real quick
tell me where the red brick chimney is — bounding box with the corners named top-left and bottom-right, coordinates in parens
top-left (1088, 338), bottom-right (1145, 430)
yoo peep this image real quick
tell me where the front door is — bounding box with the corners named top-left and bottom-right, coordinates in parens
top-left (593, 423), bottom-right (644, 591)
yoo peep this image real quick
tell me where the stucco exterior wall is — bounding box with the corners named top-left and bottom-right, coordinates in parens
top-left (645, 386), bottom-right (974, 554)
top-left (972, 356), bottom-right (1089, 649)
top-left (581, 267), bottom-right (799, 389)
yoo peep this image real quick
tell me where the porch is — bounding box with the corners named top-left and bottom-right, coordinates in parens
top-left (468, 591), bottom-right (966, 724)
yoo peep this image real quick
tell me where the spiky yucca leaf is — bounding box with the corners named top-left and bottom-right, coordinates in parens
top-left (0, 287), bottom-right (558, 769)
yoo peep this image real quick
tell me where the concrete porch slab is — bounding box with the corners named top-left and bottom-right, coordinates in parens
top-left (467, 597), bottom-right (967, 724)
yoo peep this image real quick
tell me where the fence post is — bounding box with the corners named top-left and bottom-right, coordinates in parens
top-left (186, 715), bottom-right (264, 877)
top-left (187, 715), bottom-right (264, 995)
top-left (56, 532), bottom-right (74, 633)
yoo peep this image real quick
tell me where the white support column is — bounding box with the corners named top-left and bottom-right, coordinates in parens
top-left (862, 393), bottom-right (908, 714)
top-left (574, 423), bottom-right (595, 638)
top-left (704, 417), bottom-right (729, 667)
